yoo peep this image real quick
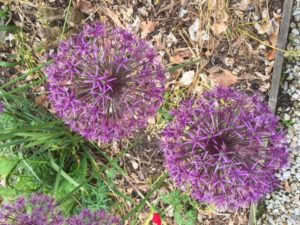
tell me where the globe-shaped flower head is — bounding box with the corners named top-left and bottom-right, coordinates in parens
top-left (0, 193), bottom-right (64, 225)
top-left (0, 193), bottom-right (121, 225)
top-left (161, 86), bottom-right (288, 209)
top-left (46, 23), bottom-right (165, 142)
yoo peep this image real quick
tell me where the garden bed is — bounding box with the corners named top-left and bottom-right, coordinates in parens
top-left (0, 1), bottom-right (296, 225)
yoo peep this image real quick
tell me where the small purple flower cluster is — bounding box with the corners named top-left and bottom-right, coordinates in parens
top-left (46, 23), bottom-right (165, 143)
top-left (0, 193), bottom-right (64, 225)
top-left (0, 194), bottom-right (121, 225)
top-left (161, 86), bottom-right (288, 209)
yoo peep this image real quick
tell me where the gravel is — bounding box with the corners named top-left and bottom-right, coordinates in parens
top-left (258, 3), bottom-right (300, 225)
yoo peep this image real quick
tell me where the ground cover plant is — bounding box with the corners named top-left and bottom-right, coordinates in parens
top-left (0, 0), bottom-right (295, 224)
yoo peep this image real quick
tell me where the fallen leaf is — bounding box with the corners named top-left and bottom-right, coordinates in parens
top-left (208, 67), bottom-right (237, 87)
top-left (203, 37), bottom-right (220, 50)
top-left (130, 16), bottom-right (141, 33)
top-left (99, 6), bottom-right (124, 28)
top-left (269, 21), bottom-right (280, 46)
top-left (141, 21), bottom-right (157, 38)
top-left (267, 49), bottom-right (277, 60)
top-left (224, 57), bottom-right (235, 67)
top-left (130, 160), bottom-right (139, 170)
top-left (189, 18), bottom-right (200, 41)
top-left (38, 7), bottom-right (65, 22)
top-left (211, 22), bottom-right (228, 36)
top-left (178, 71), bottom-right (195, 86)
top-left (43, 26), bottom-right (62, 41)
top-left (259, 82), bottom-right (270, 92)
top-left (76, 0), bottom-right (93, 14)
top-left (284, 181), bottom-right (291, 192)
top-left (68, 8), bottom-right (85, 27)
top-left (170, 54), bottom-right (184, 64)
top-left (219, 11), bottom-right (229, 23)
top-left (35, 95), bottom-right (49, 108)
top-left (170, 49), bottom-right (192, 64)
top-left (166, 32), bottom-right (178, 47)
top-left (254, 10), bottom-right (274, 35)
top-left (255, 72), bottom-right (270, 82)
top-left (232, 0), bottom-right (251, 11)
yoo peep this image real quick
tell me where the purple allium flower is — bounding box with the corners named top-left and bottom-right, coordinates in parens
top-left (46, 23), bottom-right (166, 143)
top-left (161, 86), bottom-right (288, 210)
top-left (0, 193), bottom-right (64, 225)
top-left (67, 209), bottom-right (121, 225)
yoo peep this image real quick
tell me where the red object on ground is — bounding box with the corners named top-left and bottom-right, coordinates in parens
top-left (152, 213), bottom-right (162, 225)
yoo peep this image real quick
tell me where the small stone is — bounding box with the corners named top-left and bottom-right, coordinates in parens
top-left (179, 8), bottom-right (188, 17)
top-left (292, 93), bottom-right (299, 100)
top-left (287, 73), bottom-right (294, 80)
top-left (284, 181), bottom-right (291, 192)
top-left (284, 113), bottom-right (291, 121)
top-left (290, 183), bottom-right (298, 192)
top-left (292, 28), bottom-right (300, 35)
top-left (294, 111), bottom-right (300, 117)
top-left (130, 160), bottom-right (139, 170)
top-left (282, 171), bottom-right (291, 180)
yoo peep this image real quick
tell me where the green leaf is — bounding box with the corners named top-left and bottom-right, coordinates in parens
top-left (0, 62), bottom-right (50, 90)
top-left (53, 153), bottom-right (66, 196)
top-left (0, 156), bottom-right (19, 180)
top-left (0, 25), bottom-right (19, 32)
top-left (0, 61), bottom-right (20, 68)
top-left (167, 58), bottom-right (202, 73)
top-left (49, 152), bottom-right (80, 188)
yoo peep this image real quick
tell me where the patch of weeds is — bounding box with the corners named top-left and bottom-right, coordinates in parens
top-left (281, 119), bottom-right (294, 128)
top-left (0, 6), bottom-right (9, 19)
top-left (0, 93), bottom-right (113, 216)
top-left (161, 190), bottom-right (199, 225)
top-left (78, 180), bottom-right (112, 212)
top-left (256, 200), bottom-right (266, 220)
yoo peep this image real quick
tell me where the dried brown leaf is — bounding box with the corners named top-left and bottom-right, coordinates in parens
top-left (35, 95), bottom-right (49, 108)
top-left (170, 54), bottom-right (184, 64)
top-left (267, 49), bottom-right (277, 60)
top-left (211, 22), bottom-right (228, 36)
top-left (269, 21), bottom-right (280, 46)
top-left (208, 67), bottom-right (237, 87)
top-left (76, 0), bottom-right (94, 14)
top-left (68, 8), bottom-right (85, 27)
top-left (141, 21), bottom-right (157, 38)
top-left (232, 0), bottom-right (251, 11)
top-left (99, 6), bottom-right (124, 28)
